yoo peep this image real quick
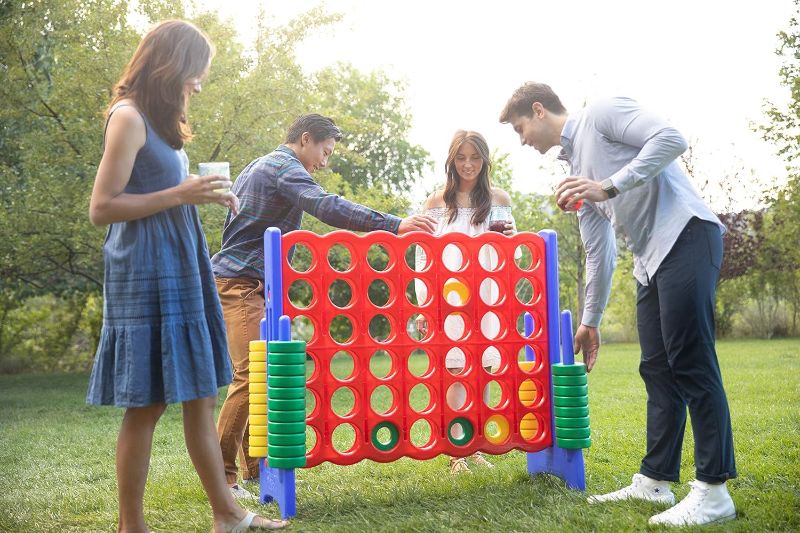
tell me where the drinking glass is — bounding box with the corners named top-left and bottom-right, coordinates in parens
top-left (198, 161), bottom-right (230, 193)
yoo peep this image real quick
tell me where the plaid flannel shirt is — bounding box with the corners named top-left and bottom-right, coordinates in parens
top-left (211, 145), bottom-right (401, 278)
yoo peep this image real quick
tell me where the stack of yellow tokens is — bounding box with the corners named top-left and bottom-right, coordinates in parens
top-left (248, 340), bottom-right (268, 457)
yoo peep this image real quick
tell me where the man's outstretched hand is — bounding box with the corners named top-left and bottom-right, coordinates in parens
top-left (574, 324), bottom-right (601, 372)
top-left (398, 214), bottom-right (438, 234)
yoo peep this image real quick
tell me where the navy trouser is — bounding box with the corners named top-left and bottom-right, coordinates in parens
top-left (636, 217), bottom-right (737, 483)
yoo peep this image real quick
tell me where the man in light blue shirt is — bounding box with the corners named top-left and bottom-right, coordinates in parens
top-left (500, 82), bottom-right (737, 526)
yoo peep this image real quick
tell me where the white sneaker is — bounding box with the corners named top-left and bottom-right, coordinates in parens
top-left (588, 473), bottom-right (675, 505)
top-left (229, 483), bottom-right (257, 500)
top-left (649, 480), bottom-right (736, 526)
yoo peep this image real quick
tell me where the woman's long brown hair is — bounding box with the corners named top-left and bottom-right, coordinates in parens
top-left (106, 20), bottom-right (213, 149)
top-left (443, 130), bottom-right (493, 225)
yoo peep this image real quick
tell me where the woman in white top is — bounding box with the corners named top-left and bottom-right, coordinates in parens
top-left (415, 130), bottom-right (515, 474)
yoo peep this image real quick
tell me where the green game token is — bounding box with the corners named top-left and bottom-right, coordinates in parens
top-left (266, 444), bottom-right (307, 458)
top-left (268, 340), bottom-right (307, 353)
top-left (553, 384), bottom-right (589, 397)
top-left (552, 374), bottom-right (588, 386)
top-left (447, 417), bottom-right (474, 447)
top-left (268, 432), bottom-right (306, 447)
top-left (267, 456), bottom-right (306, 469)
top-left (551, 363), bottom-right (587, 376)
top-left (553, 395), bottom-right (589, 407)
top-left (371, 421), bottom-right (400, 452)
top-left (268, 375), bottom-right (306, 388)
top-left (267, 398), bottom-right (305, 411)
top-left (268, 352), bottom-right (307, 365)
top-left (556, 436), bottom-right (592, 449)
top-left (555, 426), bottom-right (591, 439)
top-left (554, 405), bottom-right (590, 418)
top-left (268, 421), bottom-right (306, 434)
top-left (267, 363), bottom-right (306, 377)
top-left (554, 416), bottom-right (590, 428)
top-left (267, 386), bottom-right (306, 400)
top-left (267, 409), bottom-right (305, 423)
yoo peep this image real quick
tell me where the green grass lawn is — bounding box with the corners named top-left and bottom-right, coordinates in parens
top-left (1, 339), bottom-right (798, 532)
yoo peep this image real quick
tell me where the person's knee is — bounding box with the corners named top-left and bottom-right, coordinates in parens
top-left (127, 402), bottom-right (167, 423)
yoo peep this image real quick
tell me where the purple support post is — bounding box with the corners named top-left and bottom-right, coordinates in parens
top-left (526, 229), bottom-right (586, 491)
top-left (259, 227), bottom-right (298, 518)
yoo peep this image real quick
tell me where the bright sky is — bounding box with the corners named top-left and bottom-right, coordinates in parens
top-left (199, 0), bottom-right (793, 211)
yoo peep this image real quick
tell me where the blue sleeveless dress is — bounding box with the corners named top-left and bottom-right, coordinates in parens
top-left (87, 106), bottom-right (232, 407)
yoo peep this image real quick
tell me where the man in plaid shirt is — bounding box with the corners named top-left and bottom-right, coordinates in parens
top-left (211, 114), bottom-right (436, 497)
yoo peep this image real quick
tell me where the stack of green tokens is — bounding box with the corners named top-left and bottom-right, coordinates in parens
top-left (267, 340), bottom-right (307, 469)
top-left (552, 362), bottom-right (591, 449)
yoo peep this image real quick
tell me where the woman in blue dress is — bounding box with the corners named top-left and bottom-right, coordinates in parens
top-left (87, 20), bottom-right (286, 532)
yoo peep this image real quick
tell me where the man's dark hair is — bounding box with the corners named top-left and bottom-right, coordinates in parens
top-left (499, 82), bottom-right (567, 123)
top-left (285, 113), bottom-right (343, 143)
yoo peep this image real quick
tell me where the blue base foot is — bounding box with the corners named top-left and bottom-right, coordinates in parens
top-left (259, 459), bottom-right (297, 519)
top-left (527, 447), bottom-right (586, 491)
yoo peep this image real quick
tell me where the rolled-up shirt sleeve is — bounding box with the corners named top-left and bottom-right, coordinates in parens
top-left (594, 97), bottom-right (689, 195)
top-left (276, 162), bottom-right (401, 233)
top-left (579, 204), bottom-right (616, 327)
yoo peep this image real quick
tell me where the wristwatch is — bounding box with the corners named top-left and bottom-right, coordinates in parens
top-left (600, 178), bottom-right (619, 199)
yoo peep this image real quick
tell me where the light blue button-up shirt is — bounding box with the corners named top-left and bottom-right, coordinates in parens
top-left (561, 97), bottom-right (724, 327)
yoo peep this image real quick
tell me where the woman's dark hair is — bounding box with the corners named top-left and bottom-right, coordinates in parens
top-left (107, 20), bottom-right (214, 149)
top-left (443, 130), bottom-right (493, 225)
top-left (285, 114), bottom-right (343, 143)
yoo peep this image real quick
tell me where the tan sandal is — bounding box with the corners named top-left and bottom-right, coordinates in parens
top-left (449, 457), bottom-right (472, 475)
top-left (470, 452), bottom-right (495, 468)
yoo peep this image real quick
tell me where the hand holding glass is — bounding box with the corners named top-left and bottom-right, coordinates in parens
top-left (198, 162), bottom-right (230, 194)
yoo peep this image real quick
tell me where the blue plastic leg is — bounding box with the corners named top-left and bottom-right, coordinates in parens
top-left (259, 459), bottom-right (297, 519)
top-left (527, 447), bottom-right (586, 491)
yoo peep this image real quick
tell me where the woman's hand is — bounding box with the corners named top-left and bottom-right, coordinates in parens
top-left (176, 174), bottom-right (232, 205)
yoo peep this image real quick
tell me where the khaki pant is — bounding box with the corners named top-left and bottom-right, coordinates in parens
top-left (215, 277), bottom-right (264, 484)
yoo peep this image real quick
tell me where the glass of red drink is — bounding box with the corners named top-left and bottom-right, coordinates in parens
top-left (558, 197), bottom-right (584, 212)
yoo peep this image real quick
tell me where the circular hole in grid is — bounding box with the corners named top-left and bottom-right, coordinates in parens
top-left (288, 243), bottom-right (314, 273)
top-left (406, 278), bottom-right (432, 306)
top-left (483, 380), bottom-right (505, 409)
top-left (518, 345), bottom-right (540, 372)
top-left (442, 243), bottom-right (467, 272)
top-left (515, 244), bottom-right (534, 271)
top-left (305, 352), bottom-right (317, 381)
top-left (405, 242), bottom-right (432, 272)
top-left (445, 347), bottom-right (469, 376)
top-left (291, 315), bottom-right (315, 343)
top-left (444, 312), bottom-right (469, 342)
top-left (368, 278), bottom-right (391, 307)
top-left (408, 348), bottom-right (430, 378)
top-left (409, 383), bottom-right (432, 413)
top-left (515, 278), bottom-right (535, 305)
top-left (330, 315), bottom-right (354, 344)
top-left (331, 423), bottom-right (357, 454)
top-left (327, 243), bottom-right (353, 273)
top-left (374, 424), bottom-right (395, 448)
top-left (518, 379), bottom-right (538, 408)
top-left (367, 243), bottom-right (391, 272)
top-left (369, 349), bottom-right (394, 379)
top-left (442, 277), bottom-right (470, 307)
top-left (369, 314), bottom-right (393, 343)
top-left (370, 384), bottom-right (397, 416)
top-left (328, 279), bottom-right (353, 308)
top-left (480, 311), bottom-right (503, 340)
top-left (516, 312), bottom-right (536, 339)
top-left (305, 389), bottom-right (318, 417)
top-left (478, 243), bottom-right (503, 272)
top-left (410, 418), bottom-right (434, 449)
top-left (305, 425), bottom-right (319, 454)
top-left (330, 350), bottom-right (355, 381)
top-left (407, 312), bottom-right (433, 341)
top-left (331, 386), bottom-right (356, 417)
top-left (288, 279), bottom-right (314, 309)
top-left (446, 381), bottom-right (470, 411)
top-left (479, 277), bottom-right (502, 306)
top-left (481, 345), bottom-right (504, 374)
top-left (520, 413), bottom-right (540, 442)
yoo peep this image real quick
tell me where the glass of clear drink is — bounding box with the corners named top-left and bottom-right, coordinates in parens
top-left (198, 162), bottom-right (230, 194)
